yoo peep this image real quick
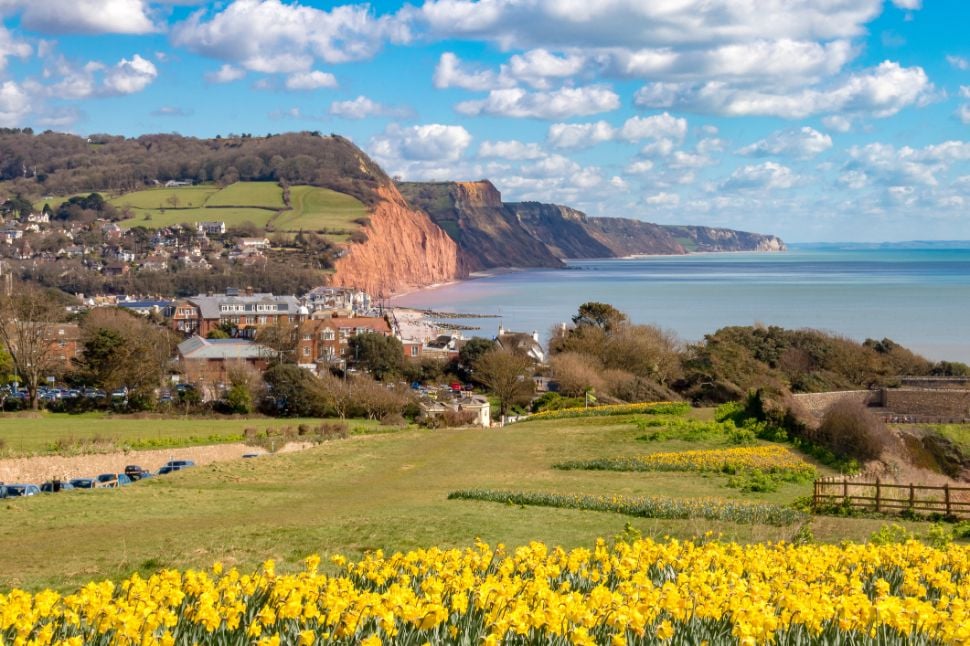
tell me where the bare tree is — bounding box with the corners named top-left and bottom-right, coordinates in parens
top-left (0, 284), bottom-right (68, 409)
top-left (474, 347), bottom-right (535, 418)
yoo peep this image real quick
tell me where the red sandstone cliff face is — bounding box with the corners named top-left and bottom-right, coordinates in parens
top-left (329, 185), bottom-right (466, 296)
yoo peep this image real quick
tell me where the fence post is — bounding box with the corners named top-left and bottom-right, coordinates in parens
top-left (909, 483), bottom-right (914, 511)
top-left (843, 478), bottom-right (848, 505)
top-left (875, 478), bottom-right (881, 513)
top-left (945, 483), bottom-right (951, 516)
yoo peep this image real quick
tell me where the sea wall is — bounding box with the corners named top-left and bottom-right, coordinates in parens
top-left (793, 391), bottom-right (879, 418)
top-left (883, 390), bottom-right (970, 418)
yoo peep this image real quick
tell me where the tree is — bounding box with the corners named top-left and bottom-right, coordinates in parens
top-left (262, 363), bottom-right (324, 417)
top-left (349, 332), bottom-right (404, 381)
top-left (474, 347), bottom-right (534, 418)
top-left (254, 323), bottom-right (297, 364)
top-left (572, 302), bottom-right (627, 334)
top-left (0, 283), bottom-right (68, 410)
top-left (456, 336), bottom-right (495, 382)
top-left (75, 308), bottom-right (177, 407)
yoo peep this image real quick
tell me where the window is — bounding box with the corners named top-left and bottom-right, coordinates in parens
top-left (302, 334), bottom-right (312, 341)
top-left (322, 330), bottom-right (335, 341)
top-left (303, 347), bottom-right (310, 356)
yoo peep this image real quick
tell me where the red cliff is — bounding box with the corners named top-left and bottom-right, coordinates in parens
top-left (329, 184), bottom-right (467, 297)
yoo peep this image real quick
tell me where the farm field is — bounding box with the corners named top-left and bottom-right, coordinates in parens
top-left (0, 409), bottom-right (932, 593)
top-left (204, 182), bottom-right (285, 209)
top-left (105, 181), bottom-right (367, 234)
top-left (273, 185), bottom-right (367, 232)
top-left (116, 206), bottom-right (275, 229)
top-left (0, 413), bottom-right (379, 455)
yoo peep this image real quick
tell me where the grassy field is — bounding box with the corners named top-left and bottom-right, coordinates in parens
top-left (117, 207), bottom-right (276, 229)
top-left (205, 182), bottom-right (285, 209)
top-left (109, 186), bottom-right (219, 211)
top-left (0, 413), bottom-right (380, 455)
top-left (0, 411), bottom-right (932, 592)
top-left (273, 185), bottom-right (366, 232)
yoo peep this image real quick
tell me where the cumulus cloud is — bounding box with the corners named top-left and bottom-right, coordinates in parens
top-left (634, 61), bottom-right (933, 119)
top-left (284, 70), bottom-right (337, 90)
top-left (478, 140), bottom-right (545, 160)
top-left (370, 123), bottom-right (472, 163)
top-left (172, 0), bottom-right (410, 73)
top-left (456, 85), bottom-right (619, 119)
top-left (843, 141), bottom-right (970, 187)
top-left (823, 115), bottom-right (853, 132)
top-left (413, 0), bottom-right (884, 49)
top-left (102, 54), bottom-right (157, 94)
top-left (644, 192), bottom-right (680, 206)
top-left (545, 113), bottom-right (686, 149)
top-left (0, 80), bottom-right (29, 127)
top-left (433, 52), bottom-right (506, 91)
top-left (890, 0), bottom-right (921, 9)
top-left (205, 64), bottom-right (245, 84)
top-left (0, 26), bottom-right (31, 71)
top-left (721, 162), bottom-right (797, 191)
top-left (329, 95), bottom-right (411, 120)
top-left (738, 127), bottom-right (833, 159)
top-left (6, 0), bottom-right (155, 35)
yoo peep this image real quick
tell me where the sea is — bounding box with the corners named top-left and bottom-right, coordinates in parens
top-left (392, 245), bottom-right (970, 364)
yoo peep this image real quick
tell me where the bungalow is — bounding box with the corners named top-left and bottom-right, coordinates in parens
top-left (176, 336), bottom-right (274, 388)
top-left (419, 394), bottom-right (491, 428)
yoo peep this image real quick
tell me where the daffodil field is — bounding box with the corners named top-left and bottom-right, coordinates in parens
top-left (525, 402), bottom-right (691, 422)
top-left (4, 537), bottom-right (970, 645)
top-left (555, 446), bottom-right (817, 481)
top-left (448, 490), bottom-right (806, 525)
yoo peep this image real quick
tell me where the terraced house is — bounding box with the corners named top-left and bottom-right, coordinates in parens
top-left (170, 288), bottom-right (303, 338)
top-left (296, 316), bottom-right (391, 372)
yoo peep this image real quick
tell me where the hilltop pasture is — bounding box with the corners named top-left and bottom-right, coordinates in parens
top-left (105, 181), bottom-right (366, 234)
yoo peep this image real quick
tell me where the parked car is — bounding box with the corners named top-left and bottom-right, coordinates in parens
top-left (95, 473), bottom-right (132, 488)
top-left (40, 481), bottom-right (75, 493)
top-left (124, 465), bottom-right (151, 481)
top-left (165, 459), bottom-right (195, 469)
top-left (1, 484), bottom-right (40, 497)
top-left (69, 478), bottom-right (96, 489)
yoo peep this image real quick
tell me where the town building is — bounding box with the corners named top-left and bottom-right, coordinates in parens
top-left (496, 324), bottom-right (545, 363)
top-left (176, 336), bottom-right (274, 388)
top-left (170, 289), bottom-right (303, 338)
top-left (296, 316), bottom-right (391, 372)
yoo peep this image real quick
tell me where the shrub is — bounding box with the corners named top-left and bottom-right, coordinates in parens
top-left (380, 412), bottom-right (406, 427)
top-left (814, 399), bottom-right (889, 462)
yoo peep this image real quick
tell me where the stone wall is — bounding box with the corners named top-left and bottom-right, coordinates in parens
top-left (883, 389), bottom-right (970, 418)
top-left (793, 390), bottom-right (879, 418)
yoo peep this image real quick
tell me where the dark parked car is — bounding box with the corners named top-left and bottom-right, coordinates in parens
top-left (124, 465), bottom-right (151, 481)
top-left (40, 481), bottom-right (75, 493)
top-left (69, 478), bottom-right (96, 489)
top-left (2, 484), bottom-right (40, 497)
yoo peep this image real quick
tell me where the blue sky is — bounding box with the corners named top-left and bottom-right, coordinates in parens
top-left (1, 0), bottom-right (968, 242)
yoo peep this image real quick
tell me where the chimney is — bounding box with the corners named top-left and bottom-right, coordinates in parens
top-left (245, 286), bottom-right (253, 296)
top-left (532, 330), bottom-right (539, 342)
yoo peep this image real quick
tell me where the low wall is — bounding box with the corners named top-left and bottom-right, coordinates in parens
top-left (883, 389), bottom-right (970, 418)
top-left (793, 390), bottom-right (879, 418)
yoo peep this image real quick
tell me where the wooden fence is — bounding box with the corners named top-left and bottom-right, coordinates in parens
top-left (813, 475), bottom-right (970, 518)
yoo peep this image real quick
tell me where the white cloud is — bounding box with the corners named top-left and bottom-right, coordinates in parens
top-left (284, 70), bottom-right (337, 90)
top-left (839, 170), bottom-right (868, 189)
top-left (172, 0), bottom-right (410, 73)
top-left (822, 115), bottom-right (853, 132)
top-left (152, 106), bottom-right (193, 117)
top-left (414, 0), bottom-right (884, 49)
top-left (640, 138), bottom-right (676, 157)
top-left (843, 141), bottom-right (970, 187)
top-left (644, 192), bottom-right (680, 206)
top-left (370, 123), bottom-right (472, 163)
top-left (433, 52), bottom-right (506, 91)
top-left (0, 26), bottom-right (30, 71)
top-left (9, 0), bottom-right (155, 35)
top-left (668, 150), bottom-right (714, 170)
top-left (958, 104), bottom-right (970, 125)
top-left (947, 55), bottom-right (970, 71)
top-left (205, 64), bottom-right (245, 84)
top-left (0, 80), bottom-right (29, 127)
top-left (502, 49), bottom-right (586, 89)
top-left (456, 85), bottom-right (619, 119)
top-left (625, 160), bottom-right (655, 174)
top-left (634, 61), bottom-right (933, 119)
top-left (329, 95), bottom-right (409, 120)
top-left (547, 121), bottom-right (613, 149)
top-left (721, 162), bottom-right (797, 191)
top-left (102, 54), bottom-right (157, 94)
top-left (890, 0), bottom-right (921, 9)
top-left (738, 127), bottom-right (833, 159)
top-left (546, 112), bottom-right (686, 149)
top-left (478, 140), bottom-right (546, 160)
top-left (962, 86), bottom-right (970, 100)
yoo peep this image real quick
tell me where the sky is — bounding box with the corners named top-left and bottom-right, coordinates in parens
top-left (0, 1), bottom-right (968, 243)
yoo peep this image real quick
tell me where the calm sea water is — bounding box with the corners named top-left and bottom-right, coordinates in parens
top-left (392, 247), bottom-right (970, 364)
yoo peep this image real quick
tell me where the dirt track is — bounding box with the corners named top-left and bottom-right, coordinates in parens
top-left (0, 442), bottom-right (309, 484)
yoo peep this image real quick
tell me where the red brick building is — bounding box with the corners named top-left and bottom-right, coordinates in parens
top-left (296, 316), bottom-right (392, 371)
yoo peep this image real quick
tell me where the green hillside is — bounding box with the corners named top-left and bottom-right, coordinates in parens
top-left (106, 182), bottom-right (366, 236)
